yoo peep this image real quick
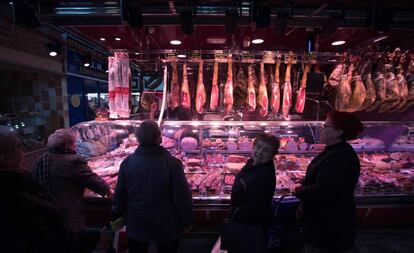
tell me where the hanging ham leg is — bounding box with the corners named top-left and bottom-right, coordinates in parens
top-left (295, 64), bottom-right (310, 113)
top-left (170, 61), bottom-right (180, 110)
top-left (335, 64), bottom-right (353, 112)
top-left (257, 62), bottom-right (269, 117)
top-left (399, 56), bottom-right (414, 112)
top-left (360, 61), bottom-right (376, 110)
top-left (379, 63), bottom-right (400, 113)
top-left (195, 61), bottom-right (206, 114)
top-left (108, 56), bottom-right (117, 118)
top-left (210, 62), bottom-right (219, 111)
top-left (347, 61), bottom-right (367, 112)
top-left (247, 64), bottom-right (257, 111)
top-left (282, 62), bottom-right (292, 117)
top-left (391, 53), bottom-right (409, 112)
top-left (181, 63), bottom-right (191, 109)
top-left (234, 66), bottom-right (248, 108)
top-left (270, 60), bottom-right (281, 114)
top-left (366, 59), bottom-right (387, 112)
top-left (223, 57), bottom-right (234, 113)
top-left (322, 63), bottom-right (343, 107)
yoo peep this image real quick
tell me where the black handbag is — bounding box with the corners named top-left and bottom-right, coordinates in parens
top-left (220, 208), bottom-right (263, 251)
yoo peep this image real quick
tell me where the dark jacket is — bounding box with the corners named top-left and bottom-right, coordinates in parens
top-left (0, 170), bottom-right (71, 253)
top-left (295, 141), bottom-right (360, 251)
top-left (34, 149), bottom-right (110, 233)
top-left (229, 159), bottom-right (276, 227)
top-left (112, 145), bottom-right (193, 243)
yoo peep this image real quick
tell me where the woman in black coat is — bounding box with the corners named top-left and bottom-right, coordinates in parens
top-left (294, 111), bottom-right (364, 253)
top-left (226, 133), bottom-right (280, 253)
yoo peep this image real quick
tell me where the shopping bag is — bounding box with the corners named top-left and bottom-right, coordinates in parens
top-left (211, 236), bottom-right (227, 253)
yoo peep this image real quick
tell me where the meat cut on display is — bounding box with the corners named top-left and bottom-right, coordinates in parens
top-left (210, 62), bottom-right (219, 111)
top-left (247, 64), bottom-right (257, 111)
top-left (295, 64), bottom-right (310, 113)
top-left (257, 62), bottom-right (269, 116)
top-left (223, 57), bottom-right (234, 114)
top-left (108, 52), bottom-right (131, 118)
top-left (270, 60), bottom-right (281, 114)
top-left (170, 61), bottom-right (180, 110)
top-left (195, 60), bottom-right (206, 114)
top-left (282, 61), bottom-right (292, 117)
top-left (181, 63), bottom-right (191, 109)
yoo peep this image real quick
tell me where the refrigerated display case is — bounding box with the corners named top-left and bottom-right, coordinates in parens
top-left (73, 120), bottom-right (414, 231)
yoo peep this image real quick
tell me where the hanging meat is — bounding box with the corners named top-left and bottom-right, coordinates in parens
top-left (360, 59), bottom-right (376, 110)
top-left (170, 61), bottom-right (180, 110)
top-left (234, 66), bottom-right (248, 109)
top-left (195, 61), bottom-right (206, 114)
top-left (347, 60), bottom-right (367, 112)
top-left (247, 64), bottom-right (257, 111)
top-left (108, 56), bottom-right (116, 118)
top-left (181, 63), bottom-right (191, 109)
top-left (366, 56), bottom-right (387, 112)
top-left (391, 51), bottom-right (409, 112)
top-left (223, 57), bottom-right (234, 114)
top-left (210, 62), bottom-right (219, 111)
top-left (400, 54), bottom-right (414, 112)
top-left (323, 63), bottom-right (343, 106)
top-left (295, 64), bottom-right (310, 113)
top-left (335, 63), bottom-right (354, 112)
top-left (257, 62), bottom-right (269, 117)
top-left (282, 61), bottom-right (293, 117)
top-left (379, 61), bottom-right (400, 113)
top-left (270, 60), bottom-right (281, 114)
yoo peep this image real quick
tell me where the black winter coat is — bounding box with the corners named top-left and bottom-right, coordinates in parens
top-left (295, 141), bottom-right (360, 251)
top-left (229, 159), bottom-right (276, 227)
top-left (112, 145), bottom-right (193, 243)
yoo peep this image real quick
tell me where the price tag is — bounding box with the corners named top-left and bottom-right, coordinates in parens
top-left (215, 52), bottom-right (228, 63)
top-left (262, 51), bottom-right (275, 64)
top-left (166, 53), bottom-right (177, 62)
top-left (242, 52), bottom-right (255, 63)
top-left (284, 52), bottom-right (297, 64)
top-left (305, 53), bottom-right (317, 64)
top-left (189, 50), bottom-right (202, 62)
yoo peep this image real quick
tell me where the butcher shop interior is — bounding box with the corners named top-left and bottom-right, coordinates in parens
top-left (1, 0), bottom-right (414, 252)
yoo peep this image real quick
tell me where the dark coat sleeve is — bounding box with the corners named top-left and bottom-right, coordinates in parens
top-left (234, 171), bottom-right (275, 224)
top-left (170, 158), bottom-right (193, 226)
top-left (295, 152), bottom-right (356, 202)
top-left (70, 157), bottom-right (110, 197)
top-left (111, 158), bottom-right (128, 220)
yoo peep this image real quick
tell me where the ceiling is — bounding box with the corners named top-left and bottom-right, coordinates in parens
top-left (2, 1), bottom-right (414, 54)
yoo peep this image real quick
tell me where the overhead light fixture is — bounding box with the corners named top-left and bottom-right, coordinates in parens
top-left (179, 9), bottom-right (193, 34)
top-left (114, 36), bottom-right (122, 41)
top-left (256, 3), bottom-right (271, 28)
top-left (177, 54), bottom-right (187, 58)
top-left (225, 8), bottom-right (238, 34)
top-left (135, 52), bottom-right (140, 55)
top-left (274, 10), bottom-right (290, 36)
top-left (206, 37), bottom-right (227, 44)
top-left (252, 39), bottom-right (264, 44)
top-left (331, 40), bottom-right (346, 46)
top-left (99, 37), bottom-right (106, 41)
top-left (170, 40), bottom-right (182, 45)
top-left (45, 42), bottom-right (60, 57)
top-left (83, 55), bottom-right (92, 67)
top-left (373, 35), bottom-right (388, 43)
top-left (305, 30), bottom-right (315, 52)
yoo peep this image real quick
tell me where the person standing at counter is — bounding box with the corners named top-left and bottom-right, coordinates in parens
top-left (223, 133), bottom-right (279, 253)
top-left (0, 129), bottom-right (71, 253)
top-left (294, 111), bottom-right (363, 253)
top-left (112, 120), bottom-right (193, 253)
top-left (33, 129), bottom-right (111, 253)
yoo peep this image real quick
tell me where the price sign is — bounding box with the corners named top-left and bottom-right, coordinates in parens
top-left (189, 50), bottom-right (202, 62)
top-left (263, 51), bottom-right (275, 64)
top-left (305, 53), bottom-right (317, 64)
top-left (242, 52), bottom-right (255, 63)
top-left (284, 52), bottom-right (297, 64)
top-left (215, 52), bottom-right (228, 63)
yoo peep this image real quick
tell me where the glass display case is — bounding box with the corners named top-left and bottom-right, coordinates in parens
top-left (72, 120), bottom-right (414, 200)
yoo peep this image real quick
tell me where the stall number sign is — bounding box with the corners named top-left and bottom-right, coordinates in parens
top-left (242, 53), bottom-right (255, 63)
top-left (189, 51), bottom-right (202, 62)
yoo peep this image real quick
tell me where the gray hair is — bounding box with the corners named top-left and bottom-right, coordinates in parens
top-left (136, 120), bottom-right (161, 146)
top-left (0, 128), bottom-right (22, 154)
top-left (47, 128), bottom-right (76, 150)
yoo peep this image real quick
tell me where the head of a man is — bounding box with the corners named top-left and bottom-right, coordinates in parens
top-left (47, 129), bottom-right (77, 152)
top-left (136, 120), bottom-right (162, 146)
top-left (0, 128), bottom-right (24, 170)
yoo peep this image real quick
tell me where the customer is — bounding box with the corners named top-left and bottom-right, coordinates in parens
top-left (33, 128), bottom-right (111, 253)
top-left (294, 111), bottom-right (363, 253)
top-left (0, 129), bottom-right (70, 253)
top-left (225, 133), bottom-right (279, 253)
top-left (112, 120), bottom-right (193, 253)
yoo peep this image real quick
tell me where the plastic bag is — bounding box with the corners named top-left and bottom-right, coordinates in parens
top-left (211, 236), bottom-right (227, 253)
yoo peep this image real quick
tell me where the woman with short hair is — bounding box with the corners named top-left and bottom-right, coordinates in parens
top-left (224, 133), bottom-right (280, 253)
top-left (33, 128), bottom-right (111, 253)
top-left (294, 111), bottom-right (364, 253)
